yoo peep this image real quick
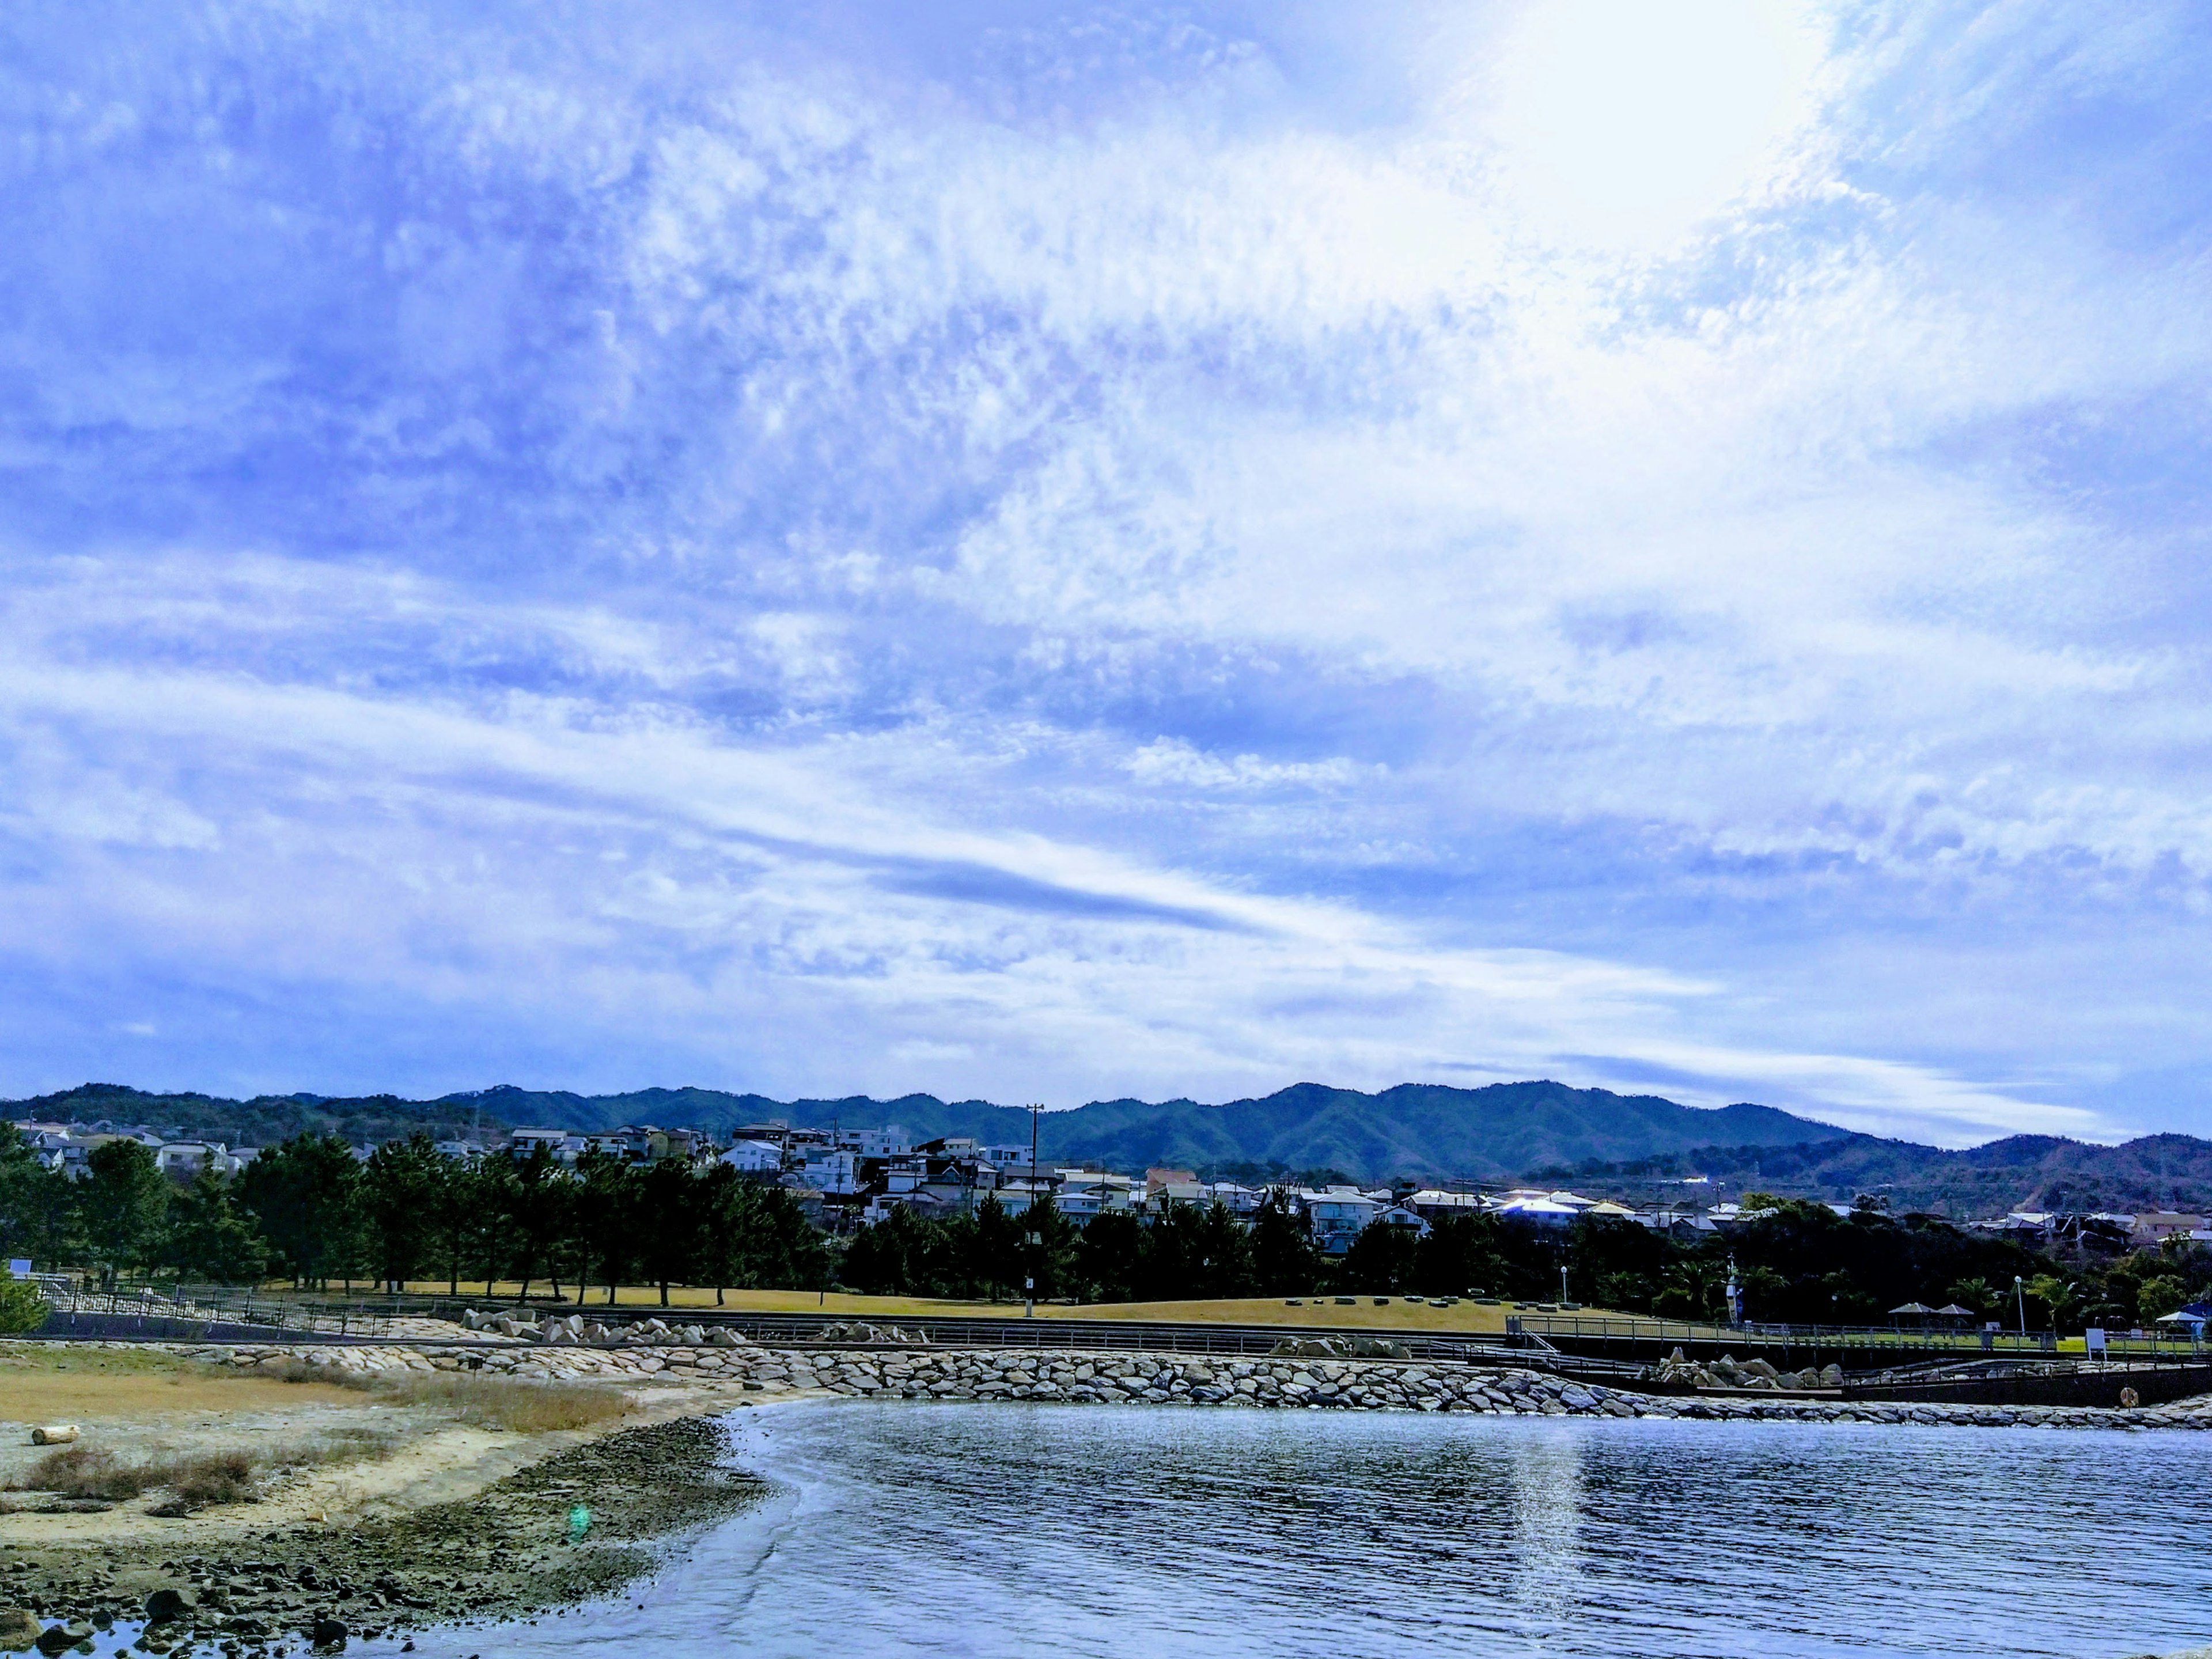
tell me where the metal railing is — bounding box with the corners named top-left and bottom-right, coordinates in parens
top-left (26, 1281), bottom-right (399, 1342)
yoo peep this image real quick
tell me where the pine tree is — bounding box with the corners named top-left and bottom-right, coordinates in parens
top-left (165, 1167), bottom-right (270, 1285)
top-left (81, 1139), bottom-right (172, 1283)
top-left (1250, 1191), bottom-right (1323, 1296)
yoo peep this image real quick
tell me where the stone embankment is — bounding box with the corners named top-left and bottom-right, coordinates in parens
top-left (141, 1338), bottom-right (2212, 1430)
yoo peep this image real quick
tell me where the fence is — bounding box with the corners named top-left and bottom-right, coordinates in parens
top-left (28, 1281), bottom-right (397, 1342)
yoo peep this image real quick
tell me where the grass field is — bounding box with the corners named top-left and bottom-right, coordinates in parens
top-left (0, 1346), bottom-right (363, 1420)
top-left (387, 1282), bottom-right (1529, 1332)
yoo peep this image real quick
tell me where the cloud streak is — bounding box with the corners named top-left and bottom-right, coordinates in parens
top-left (2, 1), bottom-right (2209, 1145)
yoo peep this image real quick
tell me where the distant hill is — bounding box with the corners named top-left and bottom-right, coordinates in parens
top-left (1548, 1131), bottom-right (2212, 1217)
top-left (7, 1078), bottom-right (1846, 1183)
top-left (5, 1082), bottom-right (491, 1149)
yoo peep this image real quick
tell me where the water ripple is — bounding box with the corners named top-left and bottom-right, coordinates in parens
top-left (395, 1403), bottom-right (2212, 1659)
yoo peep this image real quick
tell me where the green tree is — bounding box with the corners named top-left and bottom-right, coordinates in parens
top-left (2025, 1273), bottom-right (2078, 1334)
top-left (81, 1139), bottom-right (171, 1282)
top-left (361, 1135), bottom-right (446, 1291)
top-left (843, 1203), bottom-right (935, 1296)
top-left (971, 1194), bottom-right (1022, 1300)
top-left (634, 1158), bottom-right (702, 1306)
top-left (719, 1181), bottom-right (832, 1292)
top-left (1567, 1216), bottom-right (1675, 1305)
top-left (1946, 1277), bottom-right (1999, 1317)
top-left (424, 1154), bottom-right (482, 1296)
top-left (505, 1145), bottom-right (573, 1303)
top-left (0, 1127), bottom-right (81, 1271)
top-left (1250, 1192), bottom-right (1323, 1296)
top-left (1335, 1219), bottom-right (1419, 1294)
top-left (0, 1273), bottom-right (46, 1334)
top-left (572, 1148), bottom-right (639, 1305)
top-left (1135, 1201), bottom-right (1207, 1301)
top-left (164, 1168), bottom-right (269, 1284)
top-left (465, 1155), bottom-right (521, 1296)
top-left (1192, 1202), bottom-right (1257, 1299)
top-left (1414, 1212), bottom-right (1512, 1299)
top-left (237, 1134), bottom-right (366, 1291)
top-left (1020, 1194), bottom-right (1083, 1302)
top-left (2137, 1275), bottom-right (2190, 1323)
top-left (1653, 1260), bottom-right (1728, 1321)
top-left (1075, 1210), bottom-right (1145, 1303)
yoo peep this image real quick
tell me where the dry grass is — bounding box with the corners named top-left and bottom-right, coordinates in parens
top-left (12, 1443), bottom-right (157, 1501)
top-left (266, 1361), bottom-right (628, 1431)
top-left (0, 1345), bottom-right (363, 1418)
top-left (376, 1373), bottom-right (631, 1433)
top-left (9, 1428), bottom-right (397, 1508)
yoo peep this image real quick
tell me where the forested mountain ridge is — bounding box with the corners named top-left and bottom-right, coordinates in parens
top-left (30, 1078), bottom-right (2212, 1213)
top-left (1556, 1130), bottom-right (2212, 1215)
top-left (10, 1078), bottom-right (1846, 1183)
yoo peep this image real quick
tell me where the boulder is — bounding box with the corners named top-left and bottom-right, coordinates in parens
top-left (311, 1616), bottom-right (349, 1649)
top-left (0, 1608), bottom-right (41, 1654)
top-left (143, 1588), bottom-right (198, 1623)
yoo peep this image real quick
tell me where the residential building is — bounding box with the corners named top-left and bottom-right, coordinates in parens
top-left (2134, 1211), bottom-right (2207, 1245)
top-left (800, 1147), bottom-right (862, 1196)
top-left (1055, 1171), bottom-right (1135, 1221)
top-left (1406, 1190), bottom-right (1488, 1222)
top-left (719, 1139), bottom-right (785, 1174)
top-left (835, 1125), bottom-right (913, 1158)
top-left (1301, 1186), bottom-right (1381, 1255)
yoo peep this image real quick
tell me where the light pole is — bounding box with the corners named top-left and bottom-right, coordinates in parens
top-left (2014, 1275), bottom-right (2026, 1343)
top-left (1025, 1103), bottom-right (1041, 1319)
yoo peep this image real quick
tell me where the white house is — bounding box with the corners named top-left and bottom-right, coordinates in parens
top-left (719, 1139), bottom-right (784, 1175)
top-left (1301, 1187), bottom-right (1381, 1255)
top-left (801, 1147), bottom-right (862, 1195)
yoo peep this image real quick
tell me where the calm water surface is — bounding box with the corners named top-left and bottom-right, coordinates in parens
top-left (397, 1402), bottom-right (2210, 1658)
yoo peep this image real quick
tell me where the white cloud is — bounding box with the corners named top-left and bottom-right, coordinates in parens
top-left (0, 2), bottom-right (2208, 1142)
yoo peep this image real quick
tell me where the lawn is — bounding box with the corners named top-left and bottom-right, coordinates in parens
top-left (388, 1282), bottom-right (1528, 1332)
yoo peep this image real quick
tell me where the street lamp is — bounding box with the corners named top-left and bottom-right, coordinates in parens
top-left (2014, 1275), bottom-right (2026, 1342)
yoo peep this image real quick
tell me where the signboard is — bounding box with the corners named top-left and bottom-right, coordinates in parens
top-left (2084, 1327), bottom-right (2107, 1355)
top-left (3, 1260), bottom-right (28, 1279)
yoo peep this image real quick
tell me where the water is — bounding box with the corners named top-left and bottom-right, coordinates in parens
top-left (391, 1403), bottom-right (2209, 1658)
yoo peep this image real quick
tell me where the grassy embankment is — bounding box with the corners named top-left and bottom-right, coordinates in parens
top-left (0, 1345), bottom-right (634, 1522)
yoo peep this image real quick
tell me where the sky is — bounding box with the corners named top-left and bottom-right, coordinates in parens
top-left (2, 1), bottom-right (2210, 1147)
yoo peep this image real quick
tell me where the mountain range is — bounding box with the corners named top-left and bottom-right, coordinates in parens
top-left (9, 1079), bottom-right (1844, 1185)
top-left (13, 1078), bottom-right (2212, 1216)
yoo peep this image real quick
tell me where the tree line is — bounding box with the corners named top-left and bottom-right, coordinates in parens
top-left (0, 1128), bottom-right (827, 1304)
top-left (7, 1122), bottom-right (2209, 1328)
top-left (844, 1188), bottom-right (2212, 1330)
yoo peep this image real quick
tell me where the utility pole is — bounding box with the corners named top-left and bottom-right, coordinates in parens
top-left (1024, 1103), bottom-right (1040, 1319)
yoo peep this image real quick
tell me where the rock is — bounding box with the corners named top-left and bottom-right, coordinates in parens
top-left (0, 1608), bottom-right (40, 1654)
top-left (142, 1589), bottom-right (198, 1624)
top-left (311, 1616), bottom-right (349, 1649)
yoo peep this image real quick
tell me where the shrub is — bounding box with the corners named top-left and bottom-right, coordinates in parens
top-left (0, 1275), bottom-right (48, 1335)
top-left (381, 1374), bottom-right (631, 1433)
top-left (12, 1444), bottom-right (156, 1500)
top-left (166, 1450), bottom-right (257, 1505)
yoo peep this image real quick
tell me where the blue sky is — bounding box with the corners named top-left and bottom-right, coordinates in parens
top-left (3, 1), bottom-right (2210, 1146)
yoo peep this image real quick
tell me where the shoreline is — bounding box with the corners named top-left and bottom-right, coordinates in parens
top-left (6, 1334), bottom-right (2211, 1652)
